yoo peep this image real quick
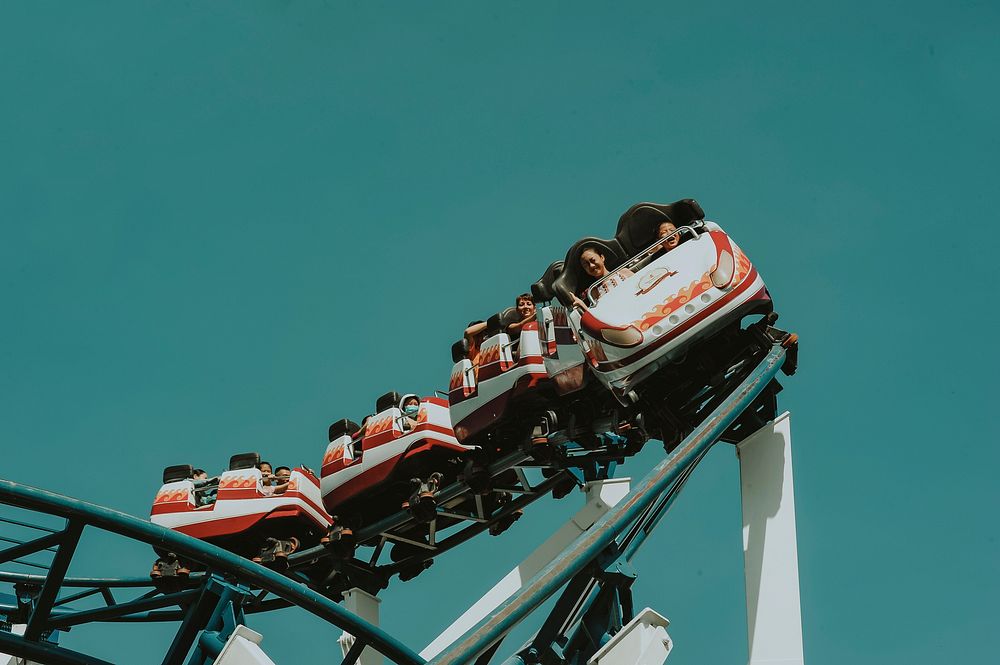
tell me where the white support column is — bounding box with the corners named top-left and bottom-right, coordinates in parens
top-left (420, 477), bottom-right (633, 660)
top-left (737, 411), bottom-right (805, 665)
top-left (214, 625), bottom-right (276, 665)
top-left (339, 588), bottom-right (383, 665)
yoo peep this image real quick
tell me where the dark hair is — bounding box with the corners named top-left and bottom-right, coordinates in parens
top-left (192, 468), bottom-right (206, 476)
top-left (275, 466), bottom-right (291, 474)
top-left (515, 293), bottom-right (532, 305)
top-left (579, 243), bottom-right (605, 258)
top-left (257, 461), bottom-right (272, 469)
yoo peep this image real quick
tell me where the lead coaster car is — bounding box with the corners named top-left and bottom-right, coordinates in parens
top-left (553, 200), bottom-right (774, 405)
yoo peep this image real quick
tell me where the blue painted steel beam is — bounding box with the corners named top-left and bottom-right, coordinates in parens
top-left (24, 520), bottom-right (83, 641)
top-left (50, 588), bottom-right (200, 628)
top-left (426, 346), bottom-right (786, 665)
top-left (0, 479), bottom-right (424, 665)
top-left (0, 570), bottom-right (196, 587)
top-left (0, 530), bottom-right (63, 565)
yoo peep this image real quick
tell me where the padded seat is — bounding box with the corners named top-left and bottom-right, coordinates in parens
top-left (162, 464), bottom-right (193, 484)
top-left (229, 452), bottom-right (260, 471)
top-left (614, 199), bottom-right (705, 255)
top-left (376, 391), bottom-right (402, 413)
top-left (486, 307), bottom-right (521, 336)
top-left (329, 419), bottom-right (361, 442)
top-left (531, 261), bottom-right (564, 302)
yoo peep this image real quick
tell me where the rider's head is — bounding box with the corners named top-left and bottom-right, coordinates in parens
top-left (657, 221), bottom-right (679, 249)
top-left (400, 395), bottom-right (420, 418)
top-left (515, 293), bottom-right (535, 320)
top-left (579, 246), bottom-right (608, 279)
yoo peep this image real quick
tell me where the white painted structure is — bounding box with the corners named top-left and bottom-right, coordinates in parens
top-left (213, 625), bottom-right (275, 665)
top-left (586, 607), bottom-right (672, 665)
top-left (338, 587), bottom-right (383, 665)
top-left (737, 412), bottom-right (805, 665)
top-left (421, 478), bottom-right (633, 660)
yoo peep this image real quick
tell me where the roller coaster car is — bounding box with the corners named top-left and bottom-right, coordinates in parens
top-left (149, 453), bottom-right (331, 570)
top-left (552, 199), bottom-right (773, 404)
top-left (447, 263), bottom-right (592, 446)
top-left (321, 392), bottom-right (475, 523)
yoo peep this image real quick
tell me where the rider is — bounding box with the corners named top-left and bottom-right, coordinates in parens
top-left (506, 293), bottom-right (537, 335)
top-left (399, 394), bottom-right (421, 430)
top-left (572, 245), bottom-right (634, 309)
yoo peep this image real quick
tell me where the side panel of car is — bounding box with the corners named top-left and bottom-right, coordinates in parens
top-left (448, 326), bottom-right (550, 442)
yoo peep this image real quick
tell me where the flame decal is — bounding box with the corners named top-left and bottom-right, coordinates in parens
top-left (154, 489), bottom-right (190, 504)
top-left (631, 271), bottom-right (714, 331)
top-left (323, 444), bottom-right (345, 466)
top-left (219, 475), bottom-right (258, 490)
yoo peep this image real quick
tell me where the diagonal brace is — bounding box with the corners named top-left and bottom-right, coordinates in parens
top-left (0, 530), bottom-right (65, 565)
top-left (24, 520), bottom-right (84, 640)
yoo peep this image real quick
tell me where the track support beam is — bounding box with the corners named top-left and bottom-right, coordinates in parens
top-left (737, 411), bottom-right (804, 665)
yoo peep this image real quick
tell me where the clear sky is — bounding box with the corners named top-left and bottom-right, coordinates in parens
top-left (1, 1), bottom-right (997, 663)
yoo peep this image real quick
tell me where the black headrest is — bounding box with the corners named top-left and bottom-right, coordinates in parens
top-left (451, 339), bottom-right (469, 363)
top-left (486, 307), bottom-right (521, 336)
top-left (329, 419), bottom-right (361, 442)
top-left (163, 464), bottom-right (194, 484)
top-left (531, 261), bottom-right (564, 302)
top-left (614, 199), bottom-right (705, 255)
top-left (551, 237), bottom-right (627, 306)
top-left (376, 391), bottom-right (402, 413)
top-left (229, 452), bottom-right (260, 471)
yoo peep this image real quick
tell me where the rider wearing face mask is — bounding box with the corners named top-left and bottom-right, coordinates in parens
top-left (399, 394), bottom-right (422, 431)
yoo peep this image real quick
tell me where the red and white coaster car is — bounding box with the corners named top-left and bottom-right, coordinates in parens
top-left (447, 264), bottom-right (590, 445)
top-left (553, 200), bottom-right (773, 402)
top-left (150, 454), bottom-right (331, 558)
top-left (447, 313), bottom-right (549, 443)
top-left (321, 392), bottom-right (474, 519)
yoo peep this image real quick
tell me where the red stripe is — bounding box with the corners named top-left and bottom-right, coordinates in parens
top-left (281, 490), bottom-right (331, 521)
top-left (323, 456), bottom-right (401, 509)
top-left (151, 502), bottom-right (195, 516)
top-left (176, 514), bottom-right (262, 539)
top-left (217, 488), bottom-right (261, 500)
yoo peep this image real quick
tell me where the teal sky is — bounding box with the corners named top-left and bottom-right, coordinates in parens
top-left (2, 2), bottom-right (997, 663)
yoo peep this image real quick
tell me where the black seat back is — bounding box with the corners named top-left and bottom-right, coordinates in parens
top-left (229, 452), bottom-right (260, 471)
top-left (531, 261), bottom-right (564, 302)
top-left (329, 419), bottom-right (361, 442)
top-left (551, 237), bottom-right (627, 306)
top-left (486, 307), bottom-right (521, 336)
top-left (162, 464), bottom-right (193, 484)
top-left (376, 391), bottom-right (402, 413)
top-left (614, 199), bottom-right (705, 255)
